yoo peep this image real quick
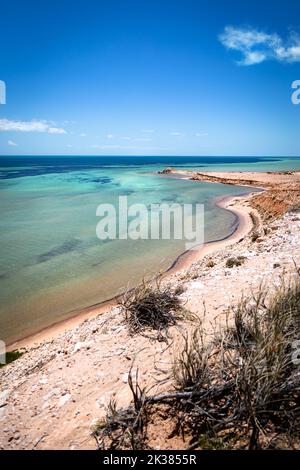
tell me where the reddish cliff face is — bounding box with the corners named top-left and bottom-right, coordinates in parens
top-left (160, 169), bottom-right (300, 221)
top-left (252, 184), bottom-right (300, 220)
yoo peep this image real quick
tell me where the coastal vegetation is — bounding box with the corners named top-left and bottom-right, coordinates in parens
top-left (251, 230), bottom-right (260, 242)
top-left (225, 256), bottom-right (246, 268)
top-left (206, 259), bottom-right (215, 268)
top-left (95, 270), bottom-right (300, 450)
top-left (2, 170), bottom-right (300, 450)
top-left (119, 278), bottom-right (185, 340)
top-left (0, 350), bottom-right (23, 369)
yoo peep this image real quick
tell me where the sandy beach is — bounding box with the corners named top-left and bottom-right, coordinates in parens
top-left (7, 187), bottom-right (259, 351)
top-left (8, 168), bottom-right (300, 350)
top-left (1, 169), bottom-right (300, 450)
top-left (9, 168), bottom-right (300, 351)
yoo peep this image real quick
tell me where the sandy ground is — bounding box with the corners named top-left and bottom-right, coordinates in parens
top-left (161, 169), bottom-right (300, 187)
top-left (166, 192), bottom-right (258, 273)
top-left (1, 170), bottom-right (299, 449)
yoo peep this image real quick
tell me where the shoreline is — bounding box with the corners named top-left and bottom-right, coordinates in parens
top-left (164, 189), bottom-right (259, 274)
top-left (8, 188), bottom-right (260, 351)
top-left (2, 180), bottom-right (299, 450)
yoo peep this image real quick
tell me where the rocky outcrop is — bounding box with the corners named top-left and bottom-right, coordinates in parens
top-left (157, 167), bottom-right (174, 174)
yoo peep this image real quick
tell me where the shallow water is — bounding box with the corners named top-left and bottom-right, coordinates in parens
top-left (0, 156), bottom-right (299, 343)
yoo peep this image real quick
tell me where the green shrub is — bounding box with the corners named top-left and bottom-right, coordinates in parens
top-left (0, 350), bottom-right (23, 368)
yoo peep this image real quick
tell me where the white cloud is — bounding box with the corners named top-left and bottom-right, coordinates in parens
top-left (0, 119), bottom-right (67, 134)
top-left (8, 139), bottom-right (17, 146)
top-left (91, 144), bottom-right (166, 151)
top-left (48, 127), bottom-right (67, 134)
top-left (122, 136), bottom-right (131, 140)
top-left (134, 137), bottom-right (152, 142)
top-left (80, 133), bottom-right (87, 137)
top-left (195, 132), bottom-right (208, 137)
top-left (141, 129), bottom-right (155, 133)
top-left (106, 134), bottom-right (114, 139)
top-left (219, 26), bottom-right (300, 65)
top-left (66, 144), bottom-right (73, 148)
top-left (170, 131), bottom-right (185, 137)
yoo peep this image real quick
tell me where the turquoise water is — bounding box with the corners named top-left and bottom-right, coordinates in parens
top-left (0, 156), bottom-right (299, 343)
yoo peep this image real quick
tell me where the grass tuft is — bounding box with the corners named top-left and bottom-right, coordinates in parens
top-left (119, 277), bottom-right (184, 340)
top-left (206, 260), bottom-right (215, 268)
top-left (92, 368), bottom-right (149, 450)
top-left (94, 270), bottom-right (300, 450)
top-left (226, 256), bottom-right (246, 268)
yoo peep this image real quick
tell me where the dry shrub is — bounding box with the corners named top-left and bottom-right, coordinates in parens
top-left (226, 256), bottom-right (246, 268)
top-left (171, 272), bottom-right (300, 449)
top-left (172, 324), bottom-right (212, 392)
top-left (251, 231), bottom-right (260, 242)
top-left (206, 260), bottom-right (215, 268)
top-left (92, 368), bottom-right (149, 450)
top-left (119, 277), bottom-right (184, 339)
top-left (94, 271), bottom-right (300, 450)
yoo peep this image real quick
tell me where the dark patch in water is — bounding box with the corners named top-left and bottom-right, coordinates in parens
top-left (67, 174), bottom-right (116, 185)
top-left (160, 195), bottom-right (181, 203)
top-left (0, 156), bottom-right (283, 180)
top-left (119, 189), bottom-right (135, 196)
top-left (82, 176), bottom-right (113, 184)
top-left (36, 238), bottom-right (82, 263)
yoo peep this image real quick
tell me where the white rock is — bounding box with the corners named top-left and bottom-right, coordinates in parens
top-left (0, 407), bottom-right (6, 420)
top-left (111, 325), bottom-right (125, 333)
top-left (72, 341), bottom-right (90, 353)
top-left (188, 281), bottom-right (204, 289)
top-left (121, 372), bottom-right (129, 383)
top-left (43, 387), bottom-right (60, 401)
top-left (58, 393), bottom-right (71, 407)
top-left (0, 390), bottom-right (9, 407)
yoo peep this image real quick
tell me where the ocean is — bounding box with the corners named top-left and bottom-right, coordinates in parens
top-left (0, 155), bottom-right (299, 344)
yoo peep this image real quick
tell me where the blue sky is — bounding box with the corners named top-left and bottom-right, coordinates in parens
top-left (0, 0), bottom-right (299, 156)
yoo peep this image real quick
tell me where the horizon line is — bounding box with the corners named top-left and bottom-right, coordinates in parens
top-left (0, 154), bottom-right (299, 158)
